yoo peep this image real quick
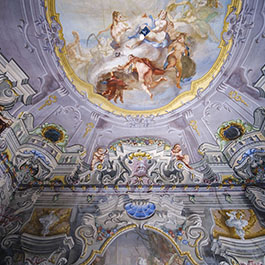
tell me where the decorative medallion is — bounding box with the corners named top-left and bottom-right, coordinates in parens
top-left (45, 0), bottom-right (242, 116)
top-left (216, 120), bottom-right (253, 149)
top-left (219, 122), bottom-right (245, 141)
top-left (41, 125), bottom-right (65, 143)
top-left (31, 123), bottom-right (69, 150)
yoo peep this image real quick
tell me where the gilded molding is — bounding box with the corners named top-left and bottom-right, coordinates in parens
top-left (45, 0), bottom-right (242, 116)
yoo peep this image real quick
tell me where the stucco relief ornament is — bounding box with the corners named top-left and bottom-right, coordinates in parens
top-left (125, 115), bottom-right (155, 128)
top-left (0, 189), bottom-right (42, 252)
top-left (25, 249), bottom-right (68, 265)
top-left (75, 214), bottom-right (97, 258)
top-left (127, 151), bottom-right (153, 185)
top-left (225, 211), bottom-right (248, 240)
top-left (222, 6), bottom-right (239, 46)
top-left (13, 189), bottom-right (41, 215)
top-left (234, 148), bottom-right (265, 182)
top-left (87, 138), bottom-right (204, 185)
top-left (246, 186), bottom-right (265, 213)
top-left (14, 150), bottom-right (52, 184)
top-left (35, 15), bottom-right (64, 53)
top-left (39, 211), bottom-right (59, 236)
top-left (0, 73), bottom-right (18, 110)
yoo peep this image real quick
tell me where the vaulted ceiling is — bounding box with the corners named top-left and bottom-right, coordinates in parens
top-left (0, 0), bottom-right (265, 264)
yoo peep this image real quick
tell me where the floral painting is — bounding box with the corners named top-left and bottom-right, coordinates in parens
top-left (56, 0), bottom-right (231, 111)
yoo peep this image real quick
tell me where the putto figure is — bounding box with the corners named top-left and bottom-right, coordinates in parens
top-left (171, 143), bottom-right (191, 168)
top-left (91, 147), bottom-right (108, 170)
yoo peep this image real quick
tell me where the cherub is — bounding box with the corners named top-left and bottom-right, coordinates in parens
top-left (97, 11), bottom-right (131, 48)
top-left (171, 143), bottom-right (190, 168)
top-left (91, 147), bottom-right (108, 170)
top-left (118, 54), bottom-right (166, 99)
top-left (165, 33), bottom-right (188, 88)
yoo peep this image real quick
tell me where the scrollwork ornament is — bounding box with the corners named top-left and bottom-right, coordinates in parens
top-left (57, 257), bottom-right (68, 265)
top-left (35, 15), bottom-right (64, 53)
top-left (185, 214), bottom-right (209, 260)
top-left (234, 149), bottom-right (265, 182)
top-left (13, 189), bottom-right (41, 215)
top-left (222, 7), bottom-right (239, 45)
top-left (75, 214), bottom-right (97, 258)
top-left (1, 234), bottom-right (20, 250)
top-left (4, 256), bottom-right (13, 265)
top-left (93, 160), bottom-right (121, 185)
top-left (246, 186), bottom-right (265, 212)
top-left (0, 137), bottom-right (7, 152)
top-left (125, 115), bottom-right (155, 128)
top-left (104, 210), bottom-right (128, 226)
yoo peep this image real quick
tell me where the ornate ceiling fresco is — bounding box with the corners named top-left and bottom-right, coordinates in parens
top-left (0, 0), bottom-right (265, 265)
top-left (48, 0), bottom-right (240, 114)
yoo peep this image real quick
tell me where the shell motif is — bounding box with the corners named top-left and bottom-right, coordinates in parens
top-left (125, 201), bottom-right (156, 220)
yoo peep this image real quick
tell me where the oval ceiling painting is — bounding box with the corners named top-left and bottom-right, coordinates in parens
top-left (46, 0), bottom-right (241, 115)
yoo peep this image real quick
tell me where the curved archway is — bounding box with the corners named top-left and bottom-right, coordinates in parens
top-left (84, 226), bottom-right (196, 265)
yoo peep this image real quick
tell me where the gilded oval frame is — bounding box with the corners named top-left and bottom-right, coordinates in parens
top-left (45, 0), bottom-right (242, 116)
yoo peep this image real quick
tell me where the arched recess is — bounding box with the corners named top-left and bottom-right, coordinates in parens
top-left (80, 224), bottom-right (197, 265)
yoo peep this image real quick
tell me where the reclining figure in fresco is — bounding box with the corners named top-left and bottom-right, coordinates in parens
top-left (66, 31), bottom-right (92, 67)
top-left (118, 54), bottom-right (166, 99)
top-left (127, 10), bottom-right (170, 49)
top-left (166, 0), bottom-right (220, 42)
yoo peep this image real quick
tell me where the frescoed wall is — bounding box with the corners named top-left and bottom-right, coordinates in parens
top-left (0, 0), bottom-right (265, 264)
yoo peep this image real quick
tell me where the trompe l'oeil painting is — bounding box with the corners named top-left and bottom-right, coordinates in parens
top-left (56, 0), bottom-right (230, 111)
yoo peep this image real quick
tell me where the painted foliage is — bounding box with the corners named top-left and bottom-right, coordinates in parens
top-left (56, 0), bottom-right (231, 111)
